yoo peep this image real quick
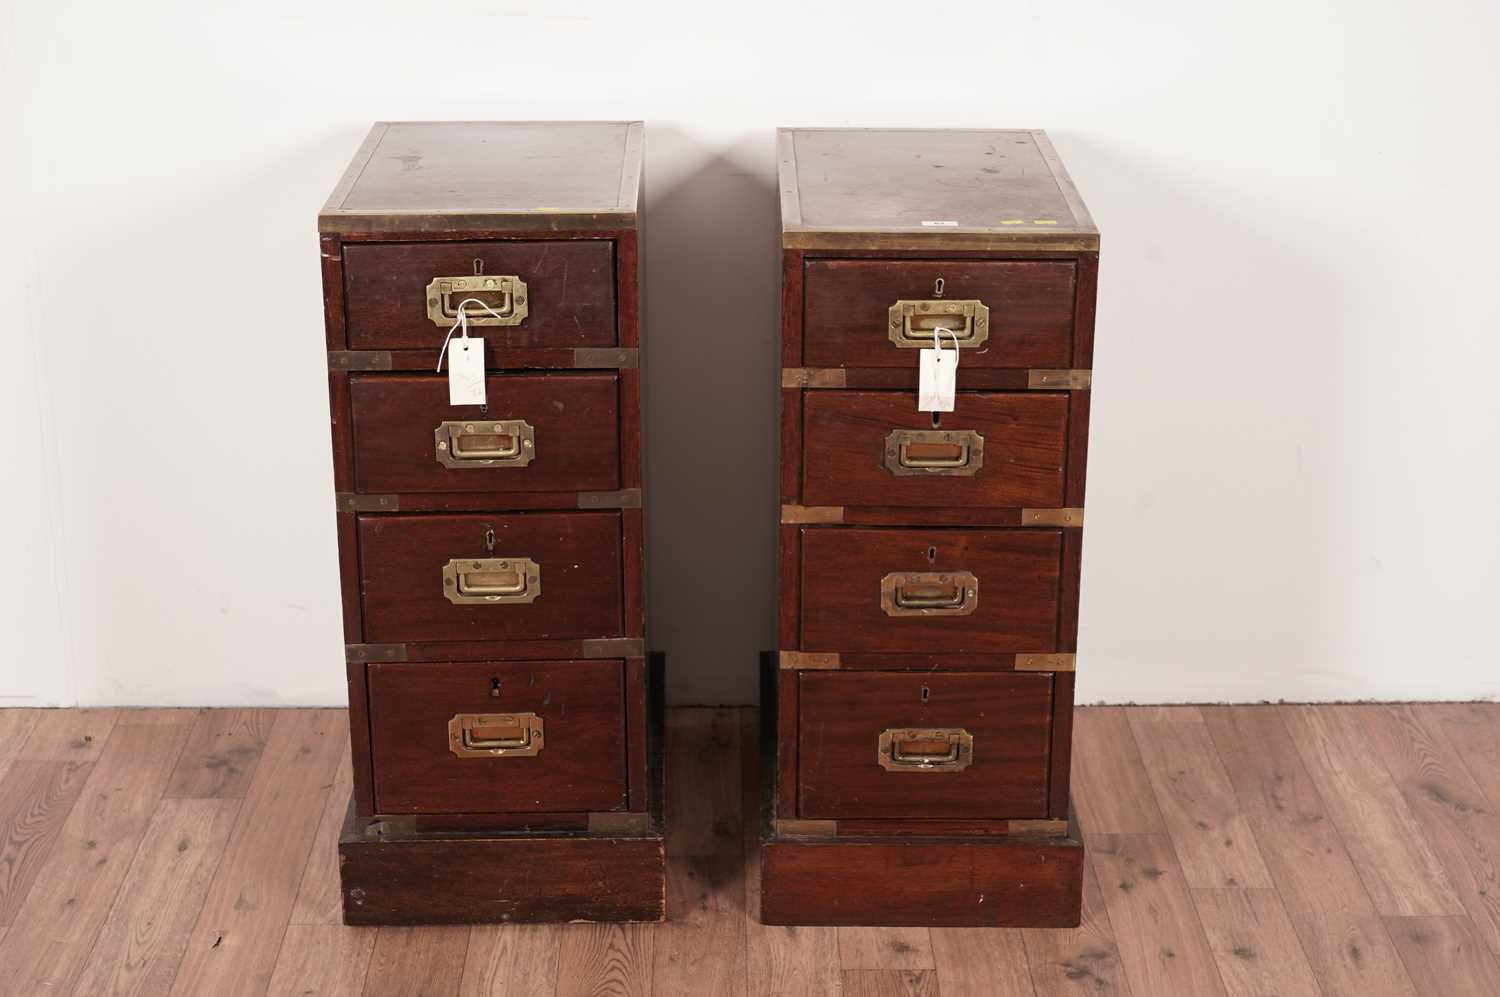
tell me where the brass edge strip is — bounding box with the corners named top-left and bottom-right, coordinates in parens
top-left (781, 368), bottom-right (846, 388)
top-left (581, 638), bottom-right (646, 659)
top-left (322, 122), bottom-right (388, 215)
top-left (617, 122), bottom-right (645, 215)
top-left (588, 811), bottom-right (654, 834)
top-left (337, 493), bottom-right (400, 513)
top-left (781, 504), bottom-right (844, 524)
top-left (1020, 507), bottom-right (1084, 528)
top-left (1026, 369), bottom-right (1092, 390)
top-left (1007, 818), bottom-right (1071, 837)
top-left (774, 819), bottom-right (837, 837)
top-left (346, 643), bottom-right (408, 663)
top-left (572, 347), bottom-right (639, 369)
top-left (578, 488), bottom-right (642, 509)
top-left (1015, 653), bottom-right (1077, 673)
top-left (777, 130), bottom-right (803, 228)
top-left (779, 651), bottom-right (839, 670)
top-left (1030, 130), bottom-right (1098, 233)
top-left (782, 229), bottom-right (1100, 253)
top-left (328, 350), bottom-right (393, 372)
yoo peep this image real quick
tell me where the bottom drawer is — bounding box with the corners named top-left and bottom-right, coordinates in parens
top-left (797, 670), bottom-right (1052, 820)
top-left (368, 659), bottom-right (626, 815)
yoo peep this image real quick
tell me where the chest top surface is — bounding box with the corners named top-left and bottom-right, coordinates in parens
top-left (779, 128), bottom-right (1097, 252)
top-left (320, 121), bottom-right (643, 236)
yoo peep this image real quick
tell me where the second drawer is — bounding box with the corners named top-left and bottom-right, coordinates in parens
top-left (351, 372), bottom-right (620, 494)
top-left (359, 512), bottom-right (623, 643)
top-left (802, 390), bottom-right (1068, 508)
top-left (798, 670), bottom-right (1053, 819)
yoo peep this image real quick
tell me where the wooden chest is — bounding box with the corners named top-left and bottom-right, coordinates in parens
top-left (762, 128), bottom-right (1097, 927)
top-left (319, 122), bottom-right (663, 924)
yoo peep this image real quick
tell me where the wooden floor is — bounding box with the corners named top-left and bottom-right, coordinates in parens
top-left (0, 705), bottom-right (1497, 995)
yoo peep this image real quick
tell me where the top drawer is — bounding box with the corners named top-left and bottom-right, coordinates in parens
top-left (344, 241), bottom-right (616, 351)
top-left (803, 260), bottom-right (1075, 368)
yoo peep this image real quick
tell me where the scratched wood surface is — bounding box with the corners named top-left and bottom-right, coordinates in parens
top-left (0, 704), bottom-right (1495, 995)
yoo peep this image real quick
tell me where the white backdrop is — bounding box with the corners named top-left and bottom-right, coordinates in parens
top-left (3, 0), bottom-right (1498, 706)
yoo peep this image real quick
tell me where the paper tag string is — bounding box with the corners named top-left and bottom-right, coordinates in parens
top-left (437, 297), bottom-right (510, 372)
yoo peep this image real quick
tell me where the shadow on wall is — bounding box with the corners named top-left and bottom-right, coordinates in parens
top-left (1057, 134), bottom-right (1357, 701)
top-left (642, 126), bottom-right (780, 705)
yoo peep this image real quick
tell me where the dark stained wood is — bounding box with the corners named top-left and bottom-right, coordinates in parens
top-left (366, 660), bottom-right (625, 815)
top-left (799, 526), bottom-right (1063, 653)
top-left (802, 390), bottom-right (1068, 508)
top-left (780, 250), bottom-right (804, 368)
top-left (321, 234), bottom-right (346, 351)
top-left (1048, 672), bottom-right (1076, 818)
top-left (833, 820), bottom-right (1017, 837)
top-left (350, 373), bottom-right (620, 494)
top-left (344, 240), bottom-right (617, 352)
top-left (345, 659), bottom-right (376, 815)
top-left (1071, 254), bottom-right (1098, 370)
top-left (804, 260), bottom-right (1077, 369)
top-left (321, 122), bottom-right (641, 236)
top-left (622, 508), bottom-right (644, 640)
top-left (357, 511), bottom-right (623, 643)
top-left (760, 828), bottom-right (1083, 927)
top-left (339, 801), bottom-right (666, 925)
top-left (1064, 389), bottom-right (1091, 507)
top-left (624, 657), bottom-right (649, 813)
top-left (797, 671), bottom-right (1052, 820)
top-left (777, 524), bottom-right (800, 651)
top-left (780, 388), bottom-right (802, 503)
top-left (781, 129), bottom-right (1097, 252)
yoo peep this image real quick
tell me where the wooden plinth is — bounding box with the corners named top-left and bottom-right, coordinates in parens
top-left (338, 802), bottom-right (665, 925)
top-left (759, 816), bottom-right (1084, 927)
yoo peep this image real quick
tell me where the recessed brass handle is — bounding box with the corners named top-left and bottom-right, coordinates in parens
top-left (878, 727), bottom-right (973, 772)
top-left (884, 429), bottom-right (985, 476)
top-left (888, 298), bottom-right (989, 349)
top-left (442, 557), bottom-right (541, 605)
top-left (426, 275), bottom-right (529, 327)
top-left (448, 713), bottom-right (544, 758)
top-left (880, 571), bottom-right (979, 617)
top-left (434, 420), bottom-right (535, 469)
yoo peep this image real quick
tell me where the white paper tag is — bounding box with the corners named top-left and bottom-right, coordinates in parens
top-left (918, 345), bottom-right (956, 412)
top-left (921, 219), bottom-right (960, 227)
top-left (447, 337), bottom-right (486, 405)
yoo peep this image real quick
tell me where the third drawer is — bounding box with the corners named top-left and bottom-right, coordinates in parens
top-left (358, 511), bottom-right (622, 643)
top-left (798, 526), bottom-right (1063, 653)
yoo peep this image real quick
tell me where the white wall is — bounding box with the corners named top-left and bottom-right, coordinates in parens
top-left (4, 0), bottom-right (1497, 706)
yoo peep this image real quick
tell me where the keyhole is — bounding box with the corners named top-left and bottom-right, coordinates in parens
top-left (484, 528), bottom-right (496, 553)
top-left (933, 277), bottom-right (945, 298)
top-left (490, 677), bottom-right (501, 698)
top-left (927, 546), bottom-right (937, 563)
top-left (473, 258), bottom-right (485, 275)
top-left (920, 685), bottom-right (931, 704)
top-left (931, 411), bottom-right (941, 428)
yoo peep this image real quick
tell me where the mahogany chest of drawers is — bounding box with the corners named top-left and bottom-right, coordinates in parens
top-left (319, 122), bottom-right (663, 924)
top-left (762, 128), bottom-right (1097, 927)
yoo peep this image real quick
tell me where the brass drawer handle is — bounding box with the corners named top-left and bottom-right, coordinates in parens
top-left (888, 298), bottom-right (989, 349)
top-left (884, 429), bottom-right (985, 476)
top-left (434, 419), bottom-right (535, 468)
top-left (425, 275), bottom-right (529, 327)
top-left (448, 713), bottom-right (544, 758)
top-left (880, 571), bottom-right (979, 616)
top-left (442, 557), bottom-right (541, 605)
top-left (878, 727), bottom-right (974, 772)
